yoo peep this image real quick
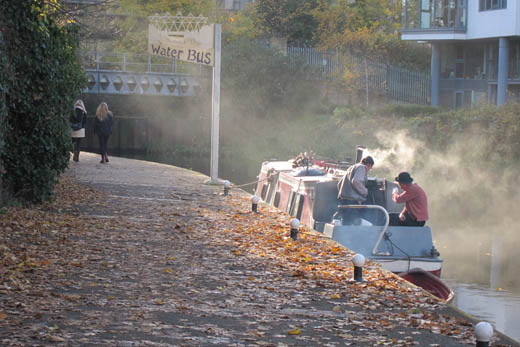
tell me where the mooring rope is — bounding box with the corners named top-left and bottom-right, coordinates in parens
top-left (229, 171), bottom-right (276, 189)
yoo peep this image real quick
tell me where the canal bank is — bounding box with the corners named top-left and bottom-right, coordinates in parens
top-left (0, 152), bottom-right (518, 346)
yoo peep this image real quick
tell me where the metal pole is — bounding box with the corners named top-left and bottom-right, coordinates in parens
top-left (364, 57), bottom-right (369, 106)
top-left (497, 37), bottom-right (509, 106)
top-left (210, 24), bottom-right (221, 183)
top-left (431, 42), bottom-right (440, 107)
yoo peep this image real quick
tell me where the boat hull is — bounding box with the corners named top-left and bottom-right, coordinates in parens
top-left (323, 223), bottom-right (443, 277)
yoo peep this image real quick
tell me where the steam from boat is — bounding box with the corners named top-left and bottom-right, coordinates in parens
top-left (365, 130), bottom-right (519, 285)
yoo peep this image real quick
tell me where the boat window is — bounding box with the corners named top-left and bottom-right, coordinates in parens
top-left (260, 184), bottom-right (268, 200)
top-left (286, 191), bottom-right (296, 215)
top-left (290, 194), bottom-right (300, 217)
top-left (273, 192), bottom-right (280, 208)
top-left (295, 195), bottom-right (304, 220)
top-left (288, 193), bottom-right (305, 218)
top-left (266, 174), bottom-right (279, 205)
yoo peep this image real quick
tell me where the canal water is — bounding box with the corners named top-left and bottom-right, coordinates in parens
top-left (435, 227), bottom-right (520, 342)
top-left (114, 153), bottom-right (520, 342)
top-left (443, 279), bottom-right (520, 342)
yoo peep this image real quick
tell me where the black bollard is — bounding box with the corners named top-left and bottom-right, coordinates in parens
top-left (223, 180), bottom-right (230, 196)
top-left (290, 218), bottom-right (300, 240)
top-left (352, 254), bottom-right (365, 282)
top-left (251, 195), bottom-right (259, 212)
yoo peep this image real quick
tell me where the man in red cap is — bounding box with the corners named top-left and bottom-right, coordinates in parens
top-left (390, 172), bottom-right (428, 227)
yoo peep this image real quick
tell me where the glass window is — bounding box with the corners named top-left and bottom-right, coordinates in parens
top-left (403, 0), bottom-right (420, 29)
top-left (455, 45), bottom-right (464, 78)
top-left (456, 62), bottom-right (464, 78)
top-left (420, 0), bottom-right (432, 29)
top-left (440, 45), bottom-right (456, 78)
top-left (486, 43), bottom-right (498, 80)
top-left (464, 90), bottom-right (472, 107)
top-left (465, 44), bottom-right (485, 79)
top-left (456, 46), bottom-right (464, 60)
top-left (510, 40), bottom-right (520, 79)
top-left (479, 0), bottom-right (507, 11)
top-left (403, 0), bottom-right (467, 30)
top-left (455, 91), bottom-right (463, 109)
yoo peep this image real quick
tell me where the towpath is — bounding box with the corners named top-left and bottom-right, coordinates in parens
top-left (0, 153), bottom-right (517, 346)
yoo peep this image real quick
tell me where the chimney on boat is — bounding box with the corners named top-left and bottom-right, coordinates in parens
top-left (356, 146), bottom-right (366, 163)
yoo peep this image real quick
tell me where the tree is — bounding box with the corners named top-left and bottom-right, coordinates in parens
top-left (314, 0), bottom-right (429, 70)
top-left (108, 0), bottom-right (217, 53)
top-left (0, 0), bottom-right (85, 203)
top-left (251, 0), bottom-right (320, 45)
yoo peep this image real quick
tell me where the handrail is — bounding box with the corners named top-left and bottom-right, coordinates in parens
top-left (337, 204), bottom-right (389, 256)
top-left (81, 51), bottom-right (203, 75)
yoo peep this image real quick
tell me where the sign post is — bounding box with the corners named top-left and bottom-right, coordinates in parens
top-left (148, 13), bottom-right (222, 184)
top-left (210, 24), bottom-right (221, 183)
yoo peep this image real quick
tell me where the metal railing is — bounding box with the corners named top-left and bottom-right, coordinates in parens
top-left (83, 48), bottom-right (431, 104)
top-left (287, 46), bottom-right (431, 104)
top-left (337, 204), bottom-right (390, 256)
top-left (82, 51), bottom-right (204, 75)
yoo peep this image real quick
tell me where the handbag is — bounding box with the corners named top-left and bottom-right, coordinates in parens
top-left (71, 122), bottom-right (82, 131)
top-left (71, 109), bottom-right (84, 131)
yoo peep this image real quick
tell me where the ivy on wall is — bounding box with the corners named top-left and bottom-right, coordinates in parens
top-left (0, 0), bottom-right (85, 204)
top-left (0, 33), bottom-right (7, 204)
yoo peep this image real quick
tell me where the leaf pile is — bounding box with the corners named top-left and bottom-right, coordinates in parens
top-left (0, 159), bottom-right (513, 346)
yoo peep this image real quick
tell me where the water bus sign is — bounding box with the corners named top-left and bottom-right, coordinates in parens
top-left (148, 13), bottom-right (215, 66)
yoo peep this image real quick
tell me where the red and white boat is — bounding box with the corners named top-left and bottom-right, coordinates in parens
top-left (255, 148), bottom-right (452, 301)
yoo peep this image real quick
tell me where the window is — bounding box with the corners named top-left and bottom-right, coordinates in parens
top-left (440, 45), bottom-right (456, 78)
top-left (273, 192), bottom-right (280, 208)
top-left (479, 0), bottom-right (507, 11)
top-left (465, 45), bottom-right (485, 79)
top-left (454, 90), bottom-right (474, 109)
top-left (455, 45), bottom-right (464, 78)
top-left (287, 192), bottom-right (304, 219)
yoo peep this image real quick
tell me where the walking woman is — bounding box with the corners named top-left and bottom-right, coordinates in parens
top-left (70, 99), bottom-right (87, 162)
top-left (94, 102), bottom-right (114, 164)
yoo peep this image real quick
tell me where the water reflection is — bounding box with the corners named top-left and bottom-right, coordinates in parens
top-left (437, 227), bottom-right (520, 342)
top-left (444, 280), bottom-right (520, 342)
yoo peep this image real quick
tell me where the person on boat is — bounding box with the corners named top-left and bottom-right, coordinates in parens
top-left (336, 156), bottom-right (374, 224)
top-left (390, 172), bottom-right (428, 227)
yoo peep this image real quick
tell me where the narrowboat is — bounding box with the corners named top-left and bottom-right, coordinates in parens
top-left (255, 147), bottom-right (452, 301)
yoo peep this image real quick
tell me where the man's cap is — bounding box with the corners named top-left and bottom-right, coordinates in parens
top-left (395, 172), bottom-right (413, 184)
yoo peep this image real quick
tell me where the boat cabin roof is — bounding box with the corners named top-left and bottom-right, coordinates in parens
top-left (261, 161), bottom-right (344, 184)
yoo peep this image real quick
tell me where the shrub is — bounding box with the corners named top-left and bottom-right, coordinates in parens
top-left (221, 38), bottom-right (320, 119)
top-left (0, 0), bottom-right (85, 204)
top-left (0, 33), bottom-right (7, 203)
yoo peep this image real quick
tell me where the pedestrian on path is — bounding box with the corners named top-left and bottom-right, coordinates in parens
top-left (94, 102), bottom-right (114, 164)
top-left (70, 99), bottom-right (87, 162)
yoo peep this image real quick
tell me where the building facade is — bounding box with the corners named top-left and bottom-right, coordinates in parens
top-left (401, 0), bottom-right (519, 108)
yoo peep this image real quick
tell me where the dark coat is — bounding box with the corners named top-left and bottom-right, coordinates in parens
top-left (70, 108), bottom-right (87, 129)
top-left (94, 111), bottom-right (113, 137)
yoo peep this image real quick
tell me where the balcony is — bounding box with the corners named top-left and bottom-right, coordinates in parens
top-left (402, 0), bottom-right (467, 33)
